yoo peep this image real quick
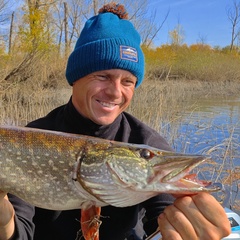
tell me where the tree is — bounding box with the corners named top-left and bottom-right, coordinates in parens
top-left (140, 8), bottom-right (169, 47)
top-left (25, 0), bottom-right (54, 50)
top-left (8, 11), bottom-right (14, 54)
top-left (0, 0), bottom-right (10, 24)
top-left (0, 0), bottom-right (12, 53)
top-left (122, 0), bottom-right (168, 47)
top-left (4, 0), bottom-right (58, 82)
top-left (226, 0), bottom-right (240, 51)
top-left (169, 24), bottom-right (185, 46)
top-left (80, 0), bottom-right (167, 47)
top-left (63, 2), bottom-right (68, 55)
top-left (3, 0), bottom-right (167, 56)
top-left (197, 33), bottom-right (208, 46)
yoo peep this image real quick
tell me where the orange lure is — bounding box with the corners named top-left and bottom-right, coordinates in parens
top-left (81, 206), bottom-right (101, 240)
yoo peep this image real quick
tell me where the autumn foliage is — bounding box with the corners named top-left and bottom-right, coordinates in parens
top-left (143, 43), bottom-right (240, 82)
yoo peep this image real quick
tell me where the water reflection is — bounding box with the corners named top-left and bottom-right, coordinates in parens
top-left (163, 96), bottom-right (240, 213)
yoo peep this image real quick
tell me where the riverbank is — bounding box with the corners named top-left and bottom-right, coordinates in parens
top-left (128, 79), bottom-right (240, 130)
top-left (0, 77), bottom-right (239, 212)
top-left (1, 78), bottom-right (239, 126)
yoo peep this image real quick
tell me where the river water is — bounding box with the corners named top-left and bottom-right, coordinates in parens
top-left (161, 95), bottom-right (240, 213)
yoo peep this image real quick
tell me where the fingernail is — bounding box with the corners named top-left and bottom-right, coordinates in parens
top-left (158, 213), bottom-right (164, 219)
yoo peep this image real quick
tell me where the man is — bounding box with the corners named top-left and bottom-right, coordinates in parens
top-left (0, 3), bottom-right (230, 240)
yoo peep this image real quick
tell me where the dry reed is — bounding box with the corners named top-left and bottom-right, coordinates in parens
top-left (0, 51), bottom-right (239, 213)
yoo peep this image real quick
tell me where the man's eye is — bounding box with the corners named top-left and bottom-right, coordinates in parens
top-left (123, 79), bottom-right (136, 86)
top-left (96, 75), bottom-right (108, 80)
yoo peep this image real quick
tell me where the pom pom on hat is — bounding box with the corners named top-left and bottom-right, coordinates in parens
top-left (65, 2), bottom-right (144, 88)
top-left (98, 2), bottom-right (128, 19)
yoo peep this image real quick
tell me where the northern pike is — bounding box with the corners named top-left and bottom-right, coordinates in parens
top-left (0, 126), bottom-right (220, 240)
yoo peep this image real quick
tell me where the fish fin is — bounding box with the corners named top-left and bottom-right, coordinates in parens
top-left (83, 182), bottom-right (154, 207)
top-left (81, 206), bottom-right (101, 240)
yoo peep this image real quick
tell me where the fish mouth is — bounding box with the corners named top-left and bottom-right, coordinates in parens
top-left (151, 154), bottom-right (221, 192)
top-left (177, 174), bottom-right (222, 191)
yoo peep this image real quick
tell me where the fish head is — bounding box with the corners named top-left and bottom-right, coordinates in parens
top-left (78, 140), bottom-right (221, 207)
top-left (105, 144), bottom-right (220, 194)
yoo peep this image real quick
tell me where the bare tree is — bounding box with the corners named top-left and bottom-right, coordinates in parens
top-left (9, 0), bottom-right (168, 56)
top-left (0, 0), bottom-right (12, 52)
top-left (63, 2), bottom-right (68, 55)
top-left (51, 1), bottom-right (64, 52)
top-left (100, 0), bottom-right (169, 47)
top-left (197, 33), bottom-right (208, 45)
top-left (141, 8), bottom-right (169, 47)
top-left (8, 11), bottom-right (14, 54)
top-left (92, 0), bottom-right (98, 15)
top-left (226, 0), bottom-right (240, 51)
top-left (50, 0), bottom-right (86, 54)
top-left (60, 0), bottom-right (169, 49)
top-left (0, 0), bottom-right (10, 24)
top-left (67, 0), bottom-right (86, 44)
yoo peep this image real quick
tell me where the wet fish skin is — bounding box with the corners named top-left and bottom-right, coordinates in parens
top-left (0, 126), bottom-right (220, 211)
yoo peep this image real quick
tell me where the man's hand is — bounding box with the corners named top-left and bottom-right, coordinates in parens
top-left (158, 192), bottom-right (231, 240)
top-left (0, 191), bottom-right (15, 240)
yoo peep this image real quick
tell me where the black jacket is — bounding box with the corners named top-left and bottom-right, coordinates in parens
top-left (9, 98), bottom-right (174, 240)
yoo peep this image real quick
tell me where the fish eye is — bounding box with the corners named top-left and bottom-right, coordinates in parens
top-left (140, 149), bottom-right (154, 160)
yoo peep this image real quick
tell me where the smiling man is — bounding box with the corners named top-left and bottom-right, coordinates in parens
top-left (0, 2), bottom-right (230, 240)
top-left (72, 69), bottom-right (137, 125)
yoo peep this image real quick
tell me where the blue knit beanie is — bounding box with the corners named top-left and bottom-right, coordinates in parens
top-left (65, 3), bottom-right (144, 88)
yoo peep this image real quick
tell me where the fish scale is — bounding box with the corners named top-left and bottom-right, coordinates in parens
top-left (0, 125), bottom-right (221, 211)
top-left (0, 126), bottom-right (105, 210)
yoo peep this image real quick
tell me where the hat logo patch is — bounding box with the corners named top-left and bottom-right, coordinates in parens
top-left (120, 45), bottom-right (138, 62)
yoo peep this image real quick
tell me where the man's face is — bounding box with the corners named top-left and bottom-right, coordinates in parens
top-left (72, 69), bottom-right (137, 125)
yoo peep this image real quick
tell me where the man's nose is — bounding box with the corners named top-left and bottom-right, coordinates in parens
top-left (104, 80), bottom-right (122, 98)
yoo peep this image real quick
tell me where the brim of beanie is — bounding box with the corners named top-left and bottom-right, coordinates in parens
top-left (65, 38), bottom-right (144, 88)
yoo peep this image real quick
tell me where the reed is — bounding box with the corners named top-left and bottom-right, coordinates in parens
top-left (0, 48), bottom-right (239, 212)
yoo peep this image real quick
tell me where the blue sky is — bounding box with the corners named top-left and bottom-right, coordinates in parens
top-left (148, 0), bottom-right (234, 47)
top-left (5, 0), bottom-right (235, 48)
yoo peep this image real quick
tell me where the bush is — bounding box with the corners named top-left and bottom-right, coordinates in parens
top-left (143, 44), bottom-right (240, 82)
